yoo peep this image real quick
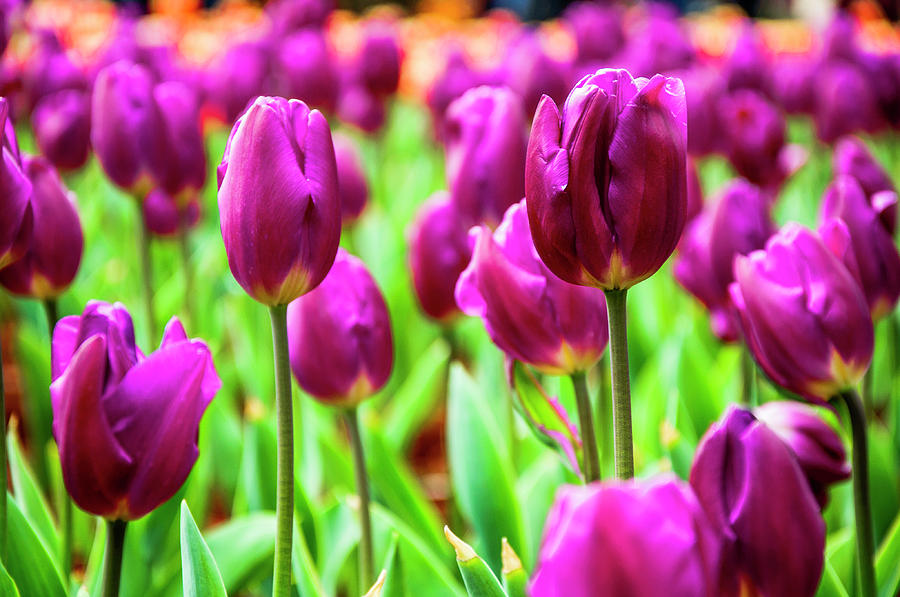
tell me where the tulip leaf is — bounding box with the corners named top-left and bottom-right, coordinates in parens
top-left (816, 560), bottom-right (850, 597)
top-left (876, 510), bottom-right (900, 597)
top-left (447, 363), bottom-right (527, 575)
top-left (180, 501), bottom-right (227, 597)
top-left (0, 559), bottom-right (20, 597)
top-left (292, 520), bottom-right (326, 597)
top-left (5, 494), bottom-right (66, 597)
top-left (379, 532), bottom-right (404, 597)
top-left (205, 512), bottom-right (276, 593)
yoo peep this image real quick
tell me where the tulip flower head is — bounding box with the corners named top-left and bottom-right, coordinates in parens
top-left (455, 200), bottom-right (608, 375)
top-left (143, 188), bottom-right (201, 239)
top-left (50, 302), bottom-right (220, 520)
top-left (218, 96), bottom-right (341, 306)
top-left (332, 133), bottom-right (369, 226)
top-left (729, 224), bottom-right (873, 403)
top-left (525, 68), bottom-right (687, 290)
top-left (0, 97), bottom-right (33, 269)
top-left (287, 249), bottom-right (392, 406)
top-left (273, 30), bottom-right (339, 114)
top-left (31, 88), bottom-right (91, 172)
top-left (832, 136), bottom-right (896, 233)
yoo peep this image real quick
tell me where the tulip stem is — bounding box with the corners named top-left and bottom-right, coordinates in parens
top-left (0, 334), bottom-right (6, 562)
top-left (740, 347), bottom-right (756, 406)
top-left (343, 408), bottom-right (373, 588)
top-left (268, 304), bottom-right (294, 597)
top-left (178, 220), bottom-right (194, 330)
top-left (570, 372), bottom-right (601, 482)
top-left (596, 354), bottom-right (613, 477)
top-left (101, 520), bottom-right (127, 597)
top-left (135, 199), bottom-right (156, 344)
top-left (836, 389), bottom-right (876, 597)
top-left (604, 289), bottom-right (633, 479)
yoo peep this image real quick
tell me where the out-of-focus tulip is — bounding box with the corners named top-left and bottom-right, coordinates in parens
top-left (50, 302), bottom-right (220, 520)
top-left (0, 155), bottom-right (81, 298)
top-left (622, 10), bottom-right (694, 77)
top-left (31, 88), bottom-right (91, 172)
top-left (144, 81), bottom-right (206, 200)
top-left (833, 136), bottom-right (896, 232)
top-left (426, 47), bottom-right (491, 142)
top-left (205, 40), bottom-right (272, 124)
top-left (456, 200), bottom-right (608, 375)
top-left (218, 96), bottom-right (340, 306)
top-left (681, 67), bottom-right (723, 157)
top-left (723, 22), bottom-right (774, 99)
top-left (773, 54), bottom-right (816, 114)
top-left (690, 406), bottom-right (825, 597)
top-left (444, 86), bottom-right (526, 228)
top-left (563, 2), bottom-right (624, 64)
top-left (686, 159), bottom-right (703, 222)
top-left (675, 180), bottom-right (773, 342)
top-left (525, 68), bottom-right (687, 290)
top-left (719, 89), bottom-right (791, 190)
top-left (408, 192), bottom-right (472, 322)
top-left (266, 0), bottom-right (333, 35)
top-left (530, 476), bottom-right (727, 597)
top-left (819, 176), bottom-right (900, 321)
top-left (0, 97), bottom-right (32, 269)
top-left (499, 32), bottom-right (570, 118)
top-left (287, 249), bottom-right (392, 406)
top-left (273, 30), bottom-right (338, 113)
top-left (754, 401), bottom-right (850, 509)
top-left (354, 22), bottom-right (401, 99)
top-left (20, 29), bottom-right (86, 114)
top-left (338, 82), bottom-right (386, 134)
top-left (813, 63), bottom-right (885, 144)
top-left (143, 188), bottom-right (201, 239)
top-left (332, 133), bottom-right (368, 225)
top-left (729, 224), bottom-right (873, 403)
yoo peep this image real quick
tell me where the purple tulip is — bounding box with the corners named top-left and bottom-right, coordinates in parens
top-left (337, 82), bottom-right (386, 134)
top-left (773, 53), bottom-right (816, 114)
top-left (729, 224), bottom-right (873, 403)
top-left (353, 22), bottom-right (401, 99)
top-left (819, 176), bottom-right (900, 321)
top-left (145, 81), bottom-right (206, 200)
top-left (563, 2), bottom-right (624, 63)
top-left (426, 47), bottom-right (491, 142)
top-left (444, 85), bottom-right (526, 228)
top-left (143, 188), bottom-right (201, 239)
top-left (20, 29), bottom-right (87, 114)
top-left (723, 22), bottom-right (774, 99)
top-left (833, 136), bottom-right (896, 233)
top-left (690, 406), bottom-right (825, 597)
top-left (273, 30), bottom-right (339, 114)
top-left (813, 62), bottom-right (885, 144)
top-left (0, 155), bottom-right (81, 298)
top-left (287, 249), bottom-right (392, 406)
top-left (204, 40), bottom-right (273, 124)
top-left (50, 302), bottom-right (220, 520)
top-left (621, 9), bottom-right (694, 77)
top-left (499, 32), bottom-right (570, 118)
top-left (218, 96), bottom-right (340, 306)
top-left (681, 67), bottom-right (724, 157)
top-left (408, 191), bottom-right (472, 322)
top-left (332, 133), bottom-right (368, 225)
top-left (265, 0), bottom-right (333, 35)
top-left (31, 88), bottom-right (91, 172)
top-left (675, 180), bottom-right (774, 342)
top-left (525, 68), bottom-right (687, 290)
top-left (530, 476), bottom-right (728, 597)
top-left (456, 200), bottom-right (608, 375)
top-left (0, 97), bottom-right (32, 269)
top-left (754, 401), bottom-right (850, 509)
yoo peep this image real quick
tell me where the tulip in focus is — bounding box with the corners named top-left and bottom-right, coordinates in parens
top-left (690, 406), bottom-right (825, 597)
top-left (333, 133), bottom-right (369, 226)
top-left (0, 97), bottom-right (32, 269)
top-left (31, 89), bottom-right (91, 172)
top-left (218, 96), bottom-right (341, 306)
top-left (50, 301), bottom-right (220, 519)
top-left (287, 249), bottom-right (393, 406)
top-left (530, 476), bottom-right (727, 597)
top-left (729, 224), bottom-right (873, 403)
top-left (455, 200), bottom-right (608, 375)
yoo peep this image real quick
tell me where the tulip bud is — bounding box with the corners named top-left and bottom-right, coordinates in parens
top-left (445, 86), bottom-right (526, 228)
top-left (338, 83), bottom-right (387, 135)
top-left (563, 2), bottom-right (624, 64)
top-left (729, 224), bottom-right (873, 403)
top-left (332, 133), bottom-right (368, 225)
top-left (0, 97), bottom-right (32, 270)
top-left (0, 155), bottom-right (81, 299)
top-left (218, 96), bottom-right (341, 306)
top-left (773, 54), bottom-right (815, 114)
top-left (690, 406), bottom-right (825, 597)
top-left (833, 136), bottom-right (896, 232)
top-left (819, 176), bottom-right (900, 321)
top-left (205, 40), bottom-right (273, 124)
top-left (273, 30), bottom-right (338, 114)
top-left (287, 249), bottom-right (392, 406)
top-left (20, 29), bottom-right (87, 114)
top-left (265, 0), bottom-right (333, 35)
top-left (722, 22), bottom-right (774, 99)
top-left (144, 81), bottom-right (206, 201)
top-left (814, 63), bottom-right (885, 144)
top-left (525, 68), bottom-right (687, 290)
top-left (425, 48), bottom-right (491, 142)
top-left (408, 192), bottom-right (471, 322)
top-left (50, 302), bottom-right (220, 520)
top-left (455, 200), bottom-right (608, 375)
top-left (530, 476), bottom-right (727, 597)
top-left (354, 22), bottom-right (401, 99)
top-left (499, 33), bottom-right (570, 118)
top-left (674, 180), bottom-right (774, 342)
top-left (754, 401), bottom-right (850, 509)
top-left (682, 67), bottom-right (724, 157)
top-left (142, 188), bottom-right (201, 239)
top-left (31, 88), bottom-right (91, 172)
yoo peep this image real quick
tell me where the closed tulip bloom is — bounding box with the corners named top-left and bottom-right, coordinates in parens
top-left (819, 176), bottom-right (900, 321)
top-left (773, 54), bottom-right (815, 115)
top-left (408, 192), bottom-right (471, 322)
top-left (218, 96), bottom-right (341, 306)
top-left (274, 30), bottom-right (339, 114)
top-left (833, 136), bottom-right (896, 233)
top-left (525, 68), bottom-right (687, 290)
top-left (622, 11), bottom-right (694, 77)
top-left (675, 180), bottom-right (774, 342)
top-left (145, 81), bottom-right (206, 200)
top-left (205, 40), bottom-right (273, 124)
top-left (337, 83), bottom-right (386, 134)
top-left (50, 302), bottom-right (220, 519)
top-left (723, 23), bottom-right (774, 99)
top-left (719, 89), bottom-right (792, 190)
top-left (143, 188), bottom-right (200, 239)
top-left (266, 0), bottom-right (333, 36)
top-left (729, 224), bottom-right (873, 403)
top-left (20, 29), bottom-right (87, 114)
top-left (31, 88), bottom-right (91, 172)
top-left (0, 97), bottom-right (32, 269)
top-left (354, 22), bottom-right (401, 99)
top-left (425, 48), bottom-right (491, 141)
top-left (814, 63), bottom-right (885, 144)
top-left (563, 2), bottom-right (624, 63)
top-left (0, 155), bottom-right (81, 298)
top-left (682, 67), bottom-right (724, 157)
top-left (530, 476), bottom-right (727, 597)
top-left (500, 32), bottom-right (570, 118)
top-left (690, 406), bottom-right (825, 597)
top-left (456, 200), bottom-right (608, 375)
top-left (445, 86), bottom-right (526, 228)
top-left (287, 249), bottom-right (392, 406)
top-left (333, 133), bottom-right (368, 225)
top-left (754, 401), bottom-right (850, 509)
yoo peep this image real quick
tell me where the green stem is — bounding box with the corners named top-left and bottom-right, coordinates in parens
top-left (268, 305), bottom-right (294, 597)
top-left (603, 289), bottom-right (634, 479)
top-left (596, 353), bottom-right (613, 478)
top-left (178, 219), bottom-right (194, 330)
top-left (344, 408), bottom-right (373, 588)
top-left (101, 520), bottom-right (127, 597)
top-left (42, 299), bottom-right (58, 339)
top-left (135, 198), bottom-right (156, 344)
top-left (740, 347), bottom-right (756, 407)
top-left (861, 367), bottom-right (874, 420)
top-left (570, 372), bottom-right (601, 482)
top-left (0, 333), bottom-right (6, 562)
top-left (836, 389), bottom-right (876, 597)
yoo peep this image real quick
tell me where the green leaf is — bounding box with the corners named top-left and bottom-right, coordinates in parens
top-left (292, 520), bottom-right (326, 597)
top-left (816, 560), bottom-right (851, 597)
top-left (444, 527), bottom-right (506, 597)
top-left (0, 559), bottom-right (20, 597)
top-left (205, 512), bottom-right (276, 593)
top-left (876, 510), bottom-right (900, 597)
top-left (447, 364), bottom-right (526, 574)
top-left (180, 501), bottom-right (227, 597)
top-left (7, 418), bottom-right (60, 558)
top-left (379, 532), bottom-right (404, 597)
top-left (500, 539), bottom-right (527, 597)
top-left (5, 494), bottom-right (66, 597)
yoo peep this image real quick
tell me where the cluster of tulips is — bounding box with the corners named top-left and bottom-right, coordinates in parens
top-left (0, 0), bottom-right (899, 596)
